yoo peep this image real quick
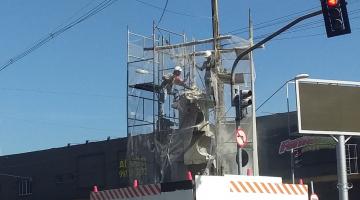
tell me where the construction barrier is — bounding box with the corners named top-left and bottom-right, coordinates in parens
top-left (90, 184), bottom-right (161, 200)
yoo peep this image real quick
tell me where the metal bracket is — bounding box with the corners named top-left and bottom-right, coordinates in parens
top-left (331, 135), bottom-right (338, 142)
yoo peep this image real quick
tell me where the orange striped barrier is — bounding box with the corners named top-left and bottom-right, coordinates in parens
top-left (229, 181), bottom-right (308, 195)
top-left (90, 184), bottom-right (161, 200)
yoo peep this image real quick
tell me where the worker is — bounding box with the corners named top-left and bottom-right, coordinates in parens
top-left (159, 66), bottom-right (191, 116)
top-left (160, 66), bottom-right (191, 93)
top-left (197, 50), bottom-right (215, 101)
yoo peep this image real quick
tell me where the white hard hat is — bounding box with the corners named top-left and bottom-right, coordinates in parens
top-left (174, 66), bottom-right (182, 72)
top-left (204, 50), bottom-right (212, 58)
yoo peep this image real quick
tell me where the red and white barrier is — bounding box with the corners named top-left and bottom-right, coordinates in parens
top-left (196, 175), bottom-right (309, 200)
top-left (90, 184), bottom-right (160, 200)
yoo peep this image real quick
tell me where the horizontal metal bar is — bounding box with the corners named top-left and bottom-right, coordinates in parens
top-left (128, 58), bottom-right (153, 64)
top-left (128, 94), bottom-right (155, 101)
top-left (128, 117), bottom-right (151, 122)
top-left (144, 35), bottom-right (232, 51)
top-left (128, 31), bottom-right (155, 41)
top-left (129, 55), bottom-right (147, 60)
top-left (155, 26), bottom-right (185, 37)
top-left (128, 122), bottom-right (154, 127)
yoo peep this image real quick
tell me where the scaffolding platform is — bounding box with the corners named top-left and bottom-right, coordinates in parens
top-left (129, 82), bottom-right (161, 93)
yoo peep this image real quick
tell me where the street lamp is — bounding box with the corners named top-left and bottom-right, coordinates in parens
top-left (256, 73), bottom-right (309, 112)
top-left (255, 73), bottom-right (309, 184)
top-left (286, 74), bottom-right (309, 134)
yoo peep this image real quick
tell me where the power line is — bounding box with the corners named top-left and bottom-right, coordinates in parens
top-left (268, 27), bottom-right (360, 42)
top-left (221, 9), bottom-right (360, 47)
top-left (133, 0), bottom-right (211, 19)
top-left (157, 0), bottom-right (169, 25)
top-left (225, 6), bottom-right (319, 35)
top-left (254, 14), bottom-right (360, 41)
top-left (0, 0), bottom-right (118, 74)
top-left (0, 87), bottom-right (121, 99)
top-left (225, 1), bottom-right (360, 36)
top-left (51, 0), bottom-right (98, 32)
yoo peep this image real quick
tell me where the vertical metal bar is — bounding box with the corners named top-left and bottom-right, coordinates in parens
top-left (287, 82), bottom-right (295, 183)
top-left (127, 26), bottom-right (130, 137)
top-left (286, 83), bottom-right (291, 134)
top-left (291, 148), bottom-right (295, 184)
top-left (192, 38), bottom-right (196, 87)
top-left (356, 145), bottom-right (359, 174)
top-left (212, 0), bottom-right (223, 176)
top-left (152, 21), bottom-right (159, 183)
top-left (337, 135), bottom-right (349, 200)
top-left (142, 98), bottom-right (145, 121)
top-left (248, 8), bottom-right (259, 176)
top-left (346, 144), bottom-right (350, 174)
top-left (143, 36), bottom-right (145, 58)
top-left (235, 88), bottom-right (242, 175)
top-left (182, 32), bottom-right (187, 85)
top-left (162, 36), bottom-right (169, 119)
top-left (211, 0), bottom-right (220, 55)
top-left (153, 21), bottom-right (156, 134)
top-left (237, 145), bottom-right (242, 175)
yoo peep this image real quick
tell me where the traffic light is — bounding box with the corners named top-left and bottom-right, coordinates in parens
top-left (233, 90), bottom-right (252, 120)
top-left (321, 0), bottom-right (351, 38)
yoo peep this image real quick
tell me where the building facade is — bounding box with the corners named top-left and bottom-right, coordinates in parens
top-left (257, 112), bottom-right (360, 200)
top-left (0, 138), bottom-right (128, 200)
top-left (1, 112), bottom-right (360, 200)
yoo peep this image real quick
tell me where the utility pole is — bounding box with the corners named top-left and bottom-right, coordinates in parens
top-left (211, 0), bottom-right (224, 175)
top-left (211, 0), bottom-right (220, 53)
top-left (248, 9), bottom-right (259, 176)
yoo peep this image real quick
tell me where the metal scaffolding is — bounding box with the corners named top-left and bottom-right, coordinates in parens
top-left (126, 23), bottom-right (256, 184)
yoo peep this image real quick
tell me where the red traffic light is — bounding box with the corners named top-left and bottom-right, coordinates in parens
top-left (321, 0), bottom-right (351, 37)
top-left (327, 0), bottom-right (338, 7)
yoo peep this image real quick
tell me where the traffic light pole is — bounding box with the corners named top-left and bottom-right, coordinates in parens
top-left (234, 89), bottom-right (242, 174)
top-left (230, 10), bottom-right (322, 99)
top-left (230, 10), bottom-right (322, 175)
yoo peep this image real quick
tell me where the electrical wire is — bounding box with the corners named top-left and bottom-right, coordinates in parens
top-left (225, 6), bottom-right (319, 35)
top-left (254, 15), bottom-right (360, 41)
top-left (51, 0), bottom-right (98, 32)
top-left (220, 8), bottom-right (360, 47)
top-left (0, 0), bottom-right (118, 73)
top-left (133, 0), bottom-right (211, 19)
top-left (225, 1), bottom-right (360, 36)
top-left (0, 87), bottom-right (121, 99)
top-left (157, 0), bottom-right (169, 25)
top-left (266, 26), bottom-right (360, 42)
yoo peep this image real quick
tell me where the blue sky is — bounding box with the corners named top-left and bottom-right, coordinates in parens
top-left (0, 0), bottom-right (359, 155)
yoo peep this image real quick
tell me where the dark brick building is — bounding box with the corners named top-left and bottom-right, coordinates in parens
top-left (0, 138), bottom-right (128, 200)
